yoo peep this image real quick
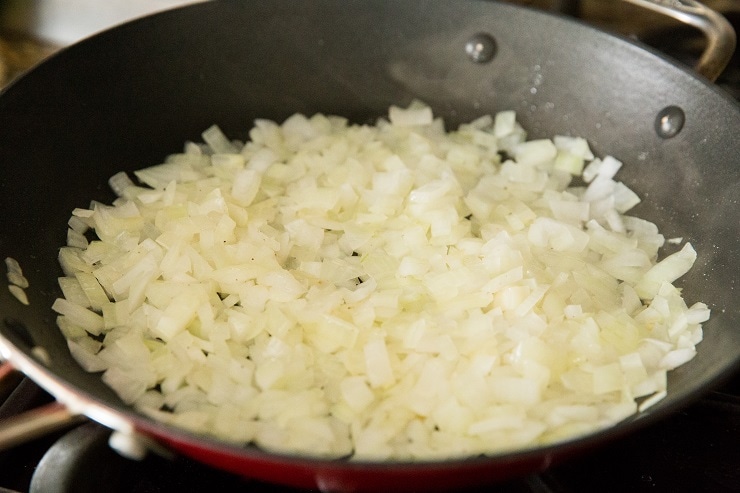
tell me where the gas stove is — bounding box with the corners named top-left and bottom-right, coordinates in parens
top-left (1, 1), bottom-right (739, 492)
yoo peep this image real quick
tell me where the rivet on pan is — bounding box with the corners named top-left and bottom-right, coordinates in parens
top-left (465, 33), bottom-right (497, 63)
top-left (654, 106), bottom-right (685, 139)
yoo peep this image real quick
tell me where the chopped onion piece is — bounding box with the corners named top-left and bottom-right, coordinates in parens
top-left (388, 101), bottom-right (434, 127)
top-left (635, 243), bottom-right (697, 299)
top-left (202, 124), bottom-right (240, 154)
top-left (8, 285), bottom-right (29, 305)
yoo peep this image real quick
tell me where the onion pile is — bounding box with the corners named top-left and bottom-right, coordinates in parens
top-left (53, 102), bottom-right (708, 460)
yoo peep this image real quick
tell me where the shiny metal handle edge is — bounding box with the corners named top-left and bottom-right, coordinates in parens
top-left (622, 0), bottom-right (736, 81)
top-left (0, 401), bottom-right (85, 452)
top-left (0, 361), bottom-right (85, 451)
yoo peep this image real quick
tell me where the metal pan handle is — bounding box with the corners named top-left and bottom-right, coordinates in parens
top-left (622, 0), bottom-right (736, 81)
top-left (0, 361), bottom-right (84, 451)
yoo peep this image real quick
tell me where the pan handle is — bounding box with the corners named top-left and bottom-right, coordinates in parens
top-left (0, 361), bottom-right (85, 452)
top-left (0, 401), bottom-right (84, 451)
top-left (0, 358), bottom-right (167, 459)
top-left (622, 0), bottom-right (736, 82)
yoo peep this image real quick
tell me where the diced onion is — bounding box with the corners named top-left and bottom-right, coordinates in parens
top-left (9, 284), bottom-right (29, 305)
top-left (5, 256), bottom-right (30, 305)
top-left (54, 102), bottom-right (707, 461)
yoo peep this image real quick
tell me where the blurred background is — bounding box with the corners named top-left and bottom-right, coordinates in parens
top-left (0, 0), bottom-right (738, 94)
